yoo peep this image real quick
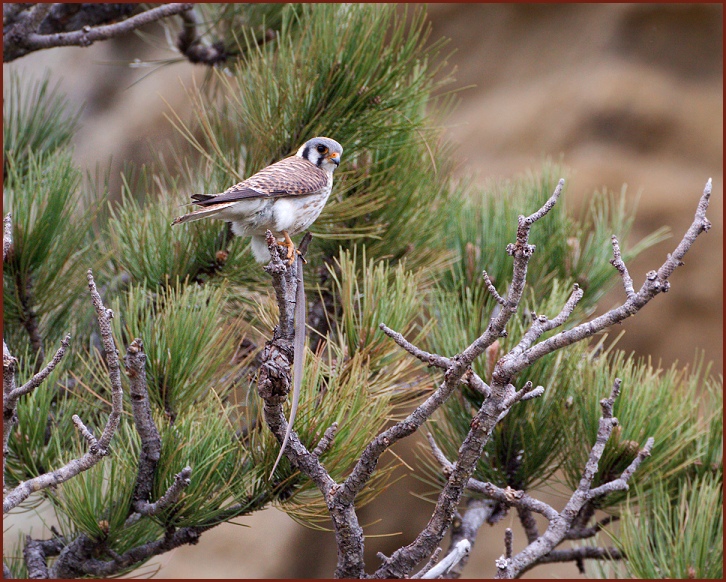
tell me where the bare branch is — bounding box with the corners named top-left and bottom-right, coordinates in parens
top-left (3, 213), bottom-right (12, 262)
top-left (4, 3), bottom-right (194, 62)
top-left (509, 284), bottom-right (584, 356)
top-left (508, 180), bottom-right (712, 377)
top-left (610, 235), bottom-right (636, 300)
top-left (3, 271), bottom-right (124, 513)
top-left (379, 323), bottom-right (452, 369)
top-left (256, 233), bottom-right (362, 577)
top-left (482, 270), bottom-right (505, 305)
top-left (502, 380), bottom-right (545, 408)
top-left (588, 437), bottom-right (654, 499)
top-left (71, 414), bottom-right (98, 451)
top-left (522, 179), bottom-right (564, 225)
top-left (86, 270), bottom-right (122, 453)
top-left (124, 338), bottom-right (161, 508)
top-left (657, 178), bottom-right (712, 280)
top-left (421, 540), bottom-right (470, 579)
top-left (7, 334), bottom-right (71, 403)
top-left (459, 179), bottom-right (565, 368)
top-left (312, 422), bottom-right (339, 458)
top-left (133, 467), bottom-right (192, 516)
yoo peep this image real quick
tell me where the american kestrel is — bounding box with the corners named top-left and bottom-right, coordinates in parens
top-left (172, 137), bottom-right (343, 263)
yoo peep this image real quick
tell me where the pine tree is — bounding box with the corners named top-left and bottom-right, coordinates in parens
top-left (3, 4), bottom-right (721, 578)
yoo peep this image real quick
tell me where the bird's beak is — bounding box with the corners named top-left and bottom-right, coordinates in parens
top-left (328, 152), bottom-right (340, 166)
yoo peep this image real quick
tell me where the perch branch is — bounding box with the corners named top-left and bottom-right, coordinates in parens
top-left (256, 232), bottom-right (363, 577)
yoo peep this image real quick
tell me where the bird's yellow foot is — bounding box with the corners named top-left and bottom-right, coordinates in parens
top-left (280, 231), bottom-right (296, 266)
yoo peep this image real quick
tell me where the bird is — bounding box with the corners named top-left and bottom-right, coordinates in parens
top-left (172, 136), bottom-right (343, 264)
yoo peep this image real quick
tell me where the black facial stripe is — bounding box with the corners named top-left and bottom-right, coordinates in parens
top-left (301, 144), bottom-right (311, 161)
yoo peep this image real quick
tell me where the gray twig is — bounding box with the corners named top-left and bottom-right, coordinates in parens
top-left (482, 269), bottom-right (506, 305)
top-left (609, 235), bottom-right (636, 300)
top-left (3, 213), bottom-right (12, 262)
top-left (132, 467), bottom-right (192, 517)
top-left (379, 323), bottom-right (452, 369)
top-left (7, 334), bottom-right (71, 403)
top-left (3, 270), bottom-right (124, 513)
top-left (71, 415), bottom-right (97, 452)
top-left (422, 540), bottom-right (471, 579)
top-left (313, 422), bottom-right (339, 458)
top-left (124, 338), bottom-right (162, 508)
top-left (4, 3), bottom-right (194, 62)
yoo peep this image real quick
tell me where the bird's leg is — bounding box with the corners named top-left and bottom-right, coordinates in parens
top-left (279, 231), bottom-right (306, 266)
top-left (279, 230), bottom-right (296, 266)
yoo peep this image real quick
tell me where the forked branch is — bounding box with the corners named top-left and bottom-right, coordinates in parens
top-left (3, 270), bottom-right (124, 513)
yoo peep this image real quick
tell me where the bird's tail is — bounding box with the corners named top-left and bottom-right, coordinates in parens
top-left (171, 201), bottom-right (236, 226)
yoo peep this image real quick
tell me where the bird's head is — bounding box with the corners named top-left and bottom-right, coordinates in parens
top-left (297, 137), bottom-right (343, 172)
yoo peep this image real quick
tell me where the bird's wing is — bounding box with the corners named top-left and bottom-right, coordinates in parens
top-left (192, 156), bottom-right (328, 207)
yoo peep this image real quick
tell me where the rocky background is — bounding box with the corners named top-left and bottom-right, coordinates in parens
top-left (3, 4), bottom-right (722, 578)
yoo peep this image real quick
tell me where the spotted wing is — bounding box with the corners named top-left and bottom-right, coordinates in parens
top-left (192, 156), bottom-right (328, 207)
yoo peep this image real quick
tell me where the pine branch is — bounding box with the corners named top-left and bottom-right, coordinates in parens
top-left (3, 270), bottom-right (123, 513)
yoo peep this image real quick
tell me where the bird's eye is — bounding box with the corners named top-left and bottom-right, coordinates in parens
top-left (316, 145), bottom-right (327, 154)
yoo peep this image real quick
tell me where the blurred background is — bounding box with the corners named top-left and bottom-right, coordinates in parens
top-left (3, 3), bottom-right (722, 578)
